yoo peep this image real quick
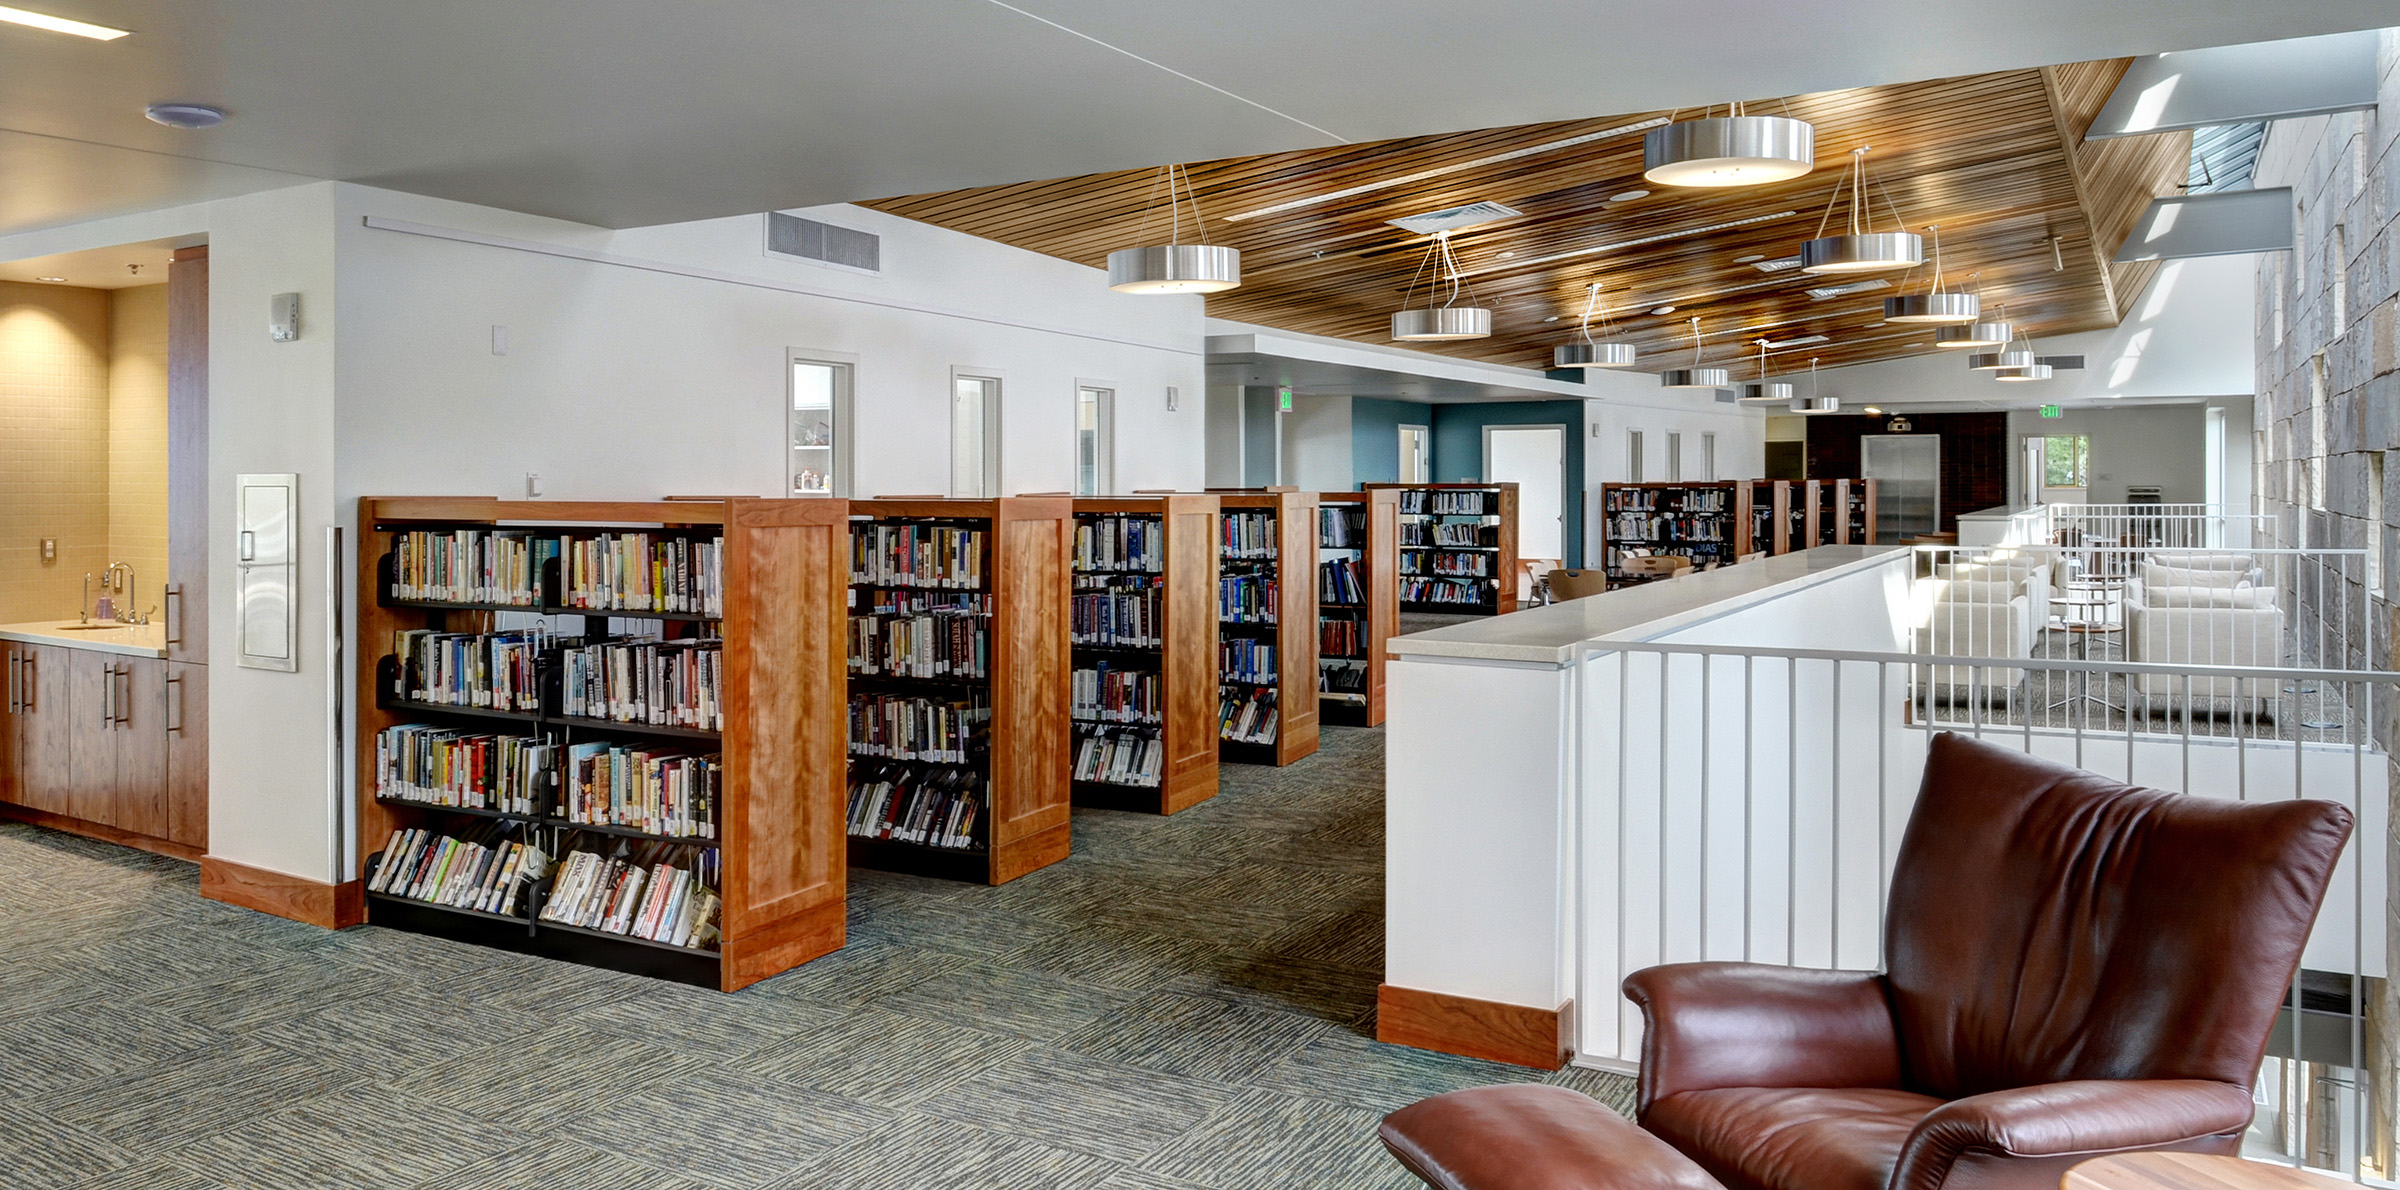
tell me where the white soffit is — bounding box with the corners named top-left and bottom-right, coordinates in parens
top-left (2089, 30), bottom-right (2380, 137)
top-left (2113, 188), bottom-right (2294, 262)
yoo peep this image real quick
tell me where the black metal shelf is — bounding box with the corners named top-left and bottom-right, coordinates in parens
top-left (547, 713), bottom-right (720, 742)
top-left (1073, 717), bottom-right (1165, 730)
top-left (847, 671), bottom-right (991, 693)
top-left (373, 796), bottom-right (723, 847)
top-left (846, 835), bottom-right (990, 883)
top-left (379, 696), bottom-right (541, 727)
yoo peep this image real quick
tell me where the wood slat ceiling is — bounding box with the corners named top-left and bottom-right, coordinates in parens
top-left (864, 61), bottom-right (2192, 379)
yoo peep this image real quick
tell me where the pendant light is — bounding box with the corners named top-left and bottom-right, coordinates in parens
top-left (1882, 227), bottom-right (1978, 323)
top-left (1800, 147), bottom-right (1922, 275)
top-left (1736, 339), bottom-right (1794, 401)
top-left (1991, 322), bottom-right (2053, 382)
top-left (1789, 357), bottom-right (1840, 413)
top-left (1107, 164), bottom-right (1241, 294)
top-left (1962, 303), bottom-right (2030, 367)
top-left (1659, 316), bottom-right (1730, 388)
top-left (1643, 101), bottom-right (1816, 188)
top-left (1391, 231), bottom-right (1492, 340)
top-left (1552, 282), bottom-right (1637, 368)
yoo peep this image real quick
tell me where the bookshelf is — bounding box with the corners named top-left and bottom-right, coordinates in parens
top-left (1213, 490), bottom-right (1321, 766)
top-left (1068, 495), bottom-right (1221, 814)
top-left (1790, 479), bottom-right (1822, 552)
top-left (847, 497), bottom-right (1071, 883)
top-left (356, 497), bottom-right (849, 992)
top-left (1814, 479), bottom-right (1843, 547)
top-left (1597, 482), bottom-right (1747, 583)
top-left (1316, 489), bottom-right (1398, 727)
top-left (1366, 483), bottom-right (1520, 615)
top-left (1745, 479), bottom-right (1789, 556)
top-left (1843, 478), bottom-right (1878, 544)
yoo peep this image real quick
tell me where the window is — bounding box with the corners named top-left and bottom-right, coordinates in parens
top-left (2043, 435), bottom-right (2090, 488)
top-left (1627, 430), bottom-right (1645, 483)
top-left (1075, 385), bottom-right (1114, 496)
top-left (1702, 432), bottom-right (1718, 481)
top-left (788, 353), bottom-right (854, 497)
top-left (1398, 424), bottom-right (1430, 483)
top-left (1665, 432), bottom-right (1684, 482)
top-left (951, 371), bottom-right (1002, 498)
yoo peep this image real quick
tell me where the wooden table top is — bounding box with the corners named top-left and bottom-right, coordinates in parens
top-left (2067, 1153), bottom-right (2349, 1190)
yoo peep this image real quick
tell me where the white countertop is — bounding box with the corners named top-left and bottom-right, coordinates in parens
top-left (1957, 504), bottom-right (2043, 521)
top-left (1388, 545), bottom-right (1910, 665)
top-left (0, 620), bottom-right (169, 658)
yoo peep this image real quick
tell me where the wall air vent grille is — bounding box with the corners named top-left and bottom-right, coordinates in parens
top-left (1387, 201), bottom-right (1523, 235)
top-left (768, 212), bottom-right (881, 273)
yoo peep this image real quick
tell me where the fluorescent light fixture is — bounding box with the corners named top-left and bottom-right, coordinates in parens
top-left (1456, 210), bottom-right (1799, 279)
top-left (1223, 117), bottom-right (1668, 223)
top-left (1608, 189), bottom-right (1651, 202)
top-left (1751, 256), bottom-right (1804, 273)
top-left (1650, 305), bottom-right (1677, 315)
top-left (0, 3), bottom-right (129, 38)
top-left (1804, 279), bottom-right (1890, 300)
top-left (33, 276), bottom-right (64, 282)
top-left (1733, 254), bottom-right (1767, 264)
top-left (1766, 334), bottom-right (1830, 348)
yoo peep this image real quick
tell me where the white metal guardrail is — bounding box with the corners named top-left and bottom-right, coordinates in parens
top-left (2049, 503), bottom-right (2276, 552)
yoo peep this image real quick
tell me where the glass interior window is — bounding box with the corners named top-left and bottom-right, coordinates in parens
top-left (790, 361), bottom-right (841, 496)
top-left (953, 375), bottom-right (997, 497)
top-left (1076, 386), bottom-right (1113, 496)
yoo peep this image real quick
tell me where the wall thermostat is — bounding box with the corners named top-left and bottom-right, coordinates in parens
top-left (270, 292), bottom-right (301, 342)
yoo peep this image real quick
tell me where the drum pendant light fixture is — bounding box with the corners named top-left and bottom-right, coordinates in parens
top-left (1789, 357), bottom-right (1840, 413)
top-left (1736, 339), bottom-right (1794, 402)
top-left (1964, 303), bottom-right (2028, 367)
top-left (1553, 282), bottom-right (1638, 368)
top-left (1391, 230), bottom-right (1493, 341)
top-left (1659, 316), bottom-right (1731, 388)
top-left (1991, 322), bottom-right (2053, 382)
top-left (1107, 164), bottom-right (1241, 294)
top-left (1643, 101), bottom-right (1816, 188)
top-left (1934, 290), bottom-right (2010, 349)
top-left (1882, 227), bottom-right (1978, 323)
top-left (1800, 147), bottom-right (1922, 275)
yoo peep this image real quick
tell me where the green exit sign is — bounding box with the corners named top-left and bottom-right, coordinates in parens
top-left (1278, 388), bottom-right (1294, 412)
top-left (2039, 404), bottom-right (2063, 418)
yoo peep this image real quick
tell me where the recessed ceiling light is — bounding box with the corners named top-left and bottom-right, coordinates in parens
top-left (1542, 315), bottom-right (1560, 322)
top-left (1609, 189), bottom-right (1651, 203)
top-left (1905, 342), bottom-right (1928, 347)
top-left (34, 276), bottom-right (65, 282)
top-left (1650, 305), bottom-right (1677, 315)
top-left (1733, 254), bottom-right (1766, 264)
top-left (1803, 278), bottom-right (1891, 300)
top-left (1496, 250), bottom-right (1515, 259)
top-left (145, 103), bottom-right (226, 129)
top-left (0, 4), bottom-right (130, 39)
top-left (1865, 320), bottom-right (1886, 328)
top-left (1751, 256), bottom-right (1805, 273)
top-left (1865, 407), bottom-right (1884, 415)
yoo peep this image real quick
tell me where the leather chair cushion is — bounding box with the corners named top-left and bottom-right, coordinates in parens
top-left (1644, 1087), bottom-right (1946, 1190)
top-left (1381, 1085), bottom-right (1727, 1190)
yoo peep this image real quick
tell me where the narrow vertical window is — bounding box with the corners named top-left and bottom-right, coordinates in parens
top-left (952, 372), bottom-right (1002, 498)
top-left (1702, 432), bottom-right (1718, 481)
top-left (1075, 385), bottom-right (1114, 496)
top-left (1628, 430), bottom-right (1645, 483)
top-left (789, 354), bottom-right (853, 497)
top-left (1666, 432), bottom-right (1684, 482)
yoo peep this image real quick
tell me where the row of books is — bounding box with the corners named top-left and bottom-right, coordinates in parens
top-left (1401, 576), bottom-right (1494, 605)
top-left (556, 533), bottom-right (725, 615)
top-left (1401, 551), bottom-right (1494, 577)
top-left (562, 742), bottom-right (720, 839)
top-left (1222, 510), bottom-right (1278, 560)
top-left (1219, 575), bottom-right (1277, 624)
top-left (1073, 664), bottom-right (1160, 725)
top-left (852, 522), bottom-right (986, 589)
top-left (1071, 583), bottom-right (1163, 648)
top-left (1400, 522), bottom-right (1495, 548)
top-left (1074, 514), bottom-right (1165, 573)
top-left (1604, 489), bottom-right (1728, 513)
top-left (1221, 687), bottom-right (1280, 744)
top-left (847, 763), bottom-right (982, 850)
top-left (375, 724), bottom-right (551, 815)
top-left (1221, 639), bottom-right (1276, 684)
top-left (539, 841), bottom-right (722, 949)
top-left (1073, 727), bottom-right (1163, 788)
top-left (1606, 514), bottom-right (1728, 543)
top-left (1398, 489), bottom-right (1494, 517)
top-left (1319, 506), bottom-right (1367, 549)
top-left (1319, 657), bottom-right (1368, 694)
top-left (1320, 618), bottom-right (1365, 659)
top-left (388, 530), bottom-right (725, 616)
top-left (852, 589), bottom-right (991, 616)
top-left (849, 609), bottom-right (988, 680)
top-left (370, 823), bottom-right (546, 918)
top-left (1320, 558), bottom-right (1365, 605)
top-left (391, 628), bottom-right (546, 712)
top-left (849, 692), bottom-right (987, 764)
top-left (558, 639), bottom-right (723, 731)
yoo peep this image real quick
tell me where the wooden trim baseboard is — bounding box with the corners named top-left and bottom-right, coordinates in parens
top-left (0, 803), bottom-right (203, 864)
top-left (201, 855), bottom-right (365, 929)
top-left (1377, 984), bottom-right (1573, 1070)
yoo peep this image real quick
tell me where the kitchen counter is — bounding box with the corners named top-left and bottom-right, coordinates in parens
top-left (0, 619), bottom-right (169, 659)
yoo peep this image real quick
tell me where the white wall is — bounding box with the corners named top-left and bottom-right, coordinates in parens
top-left (1282, 394), bottom-right (1354, 491)
top-left (2001, 401), bottom-right (2237, 505)
top-left (1580, 384), bottom-right (1766, 563)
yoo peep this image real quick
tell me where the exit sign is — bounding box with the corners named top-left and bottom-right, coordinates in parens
top-left (2040, 404), bottom-right (2063, 418)
top-left (1278, 388), bottom-right (1294, 412)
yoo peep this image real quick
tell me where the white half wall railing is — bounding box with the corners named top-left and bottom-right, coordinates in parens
top-left (2049, 502), bottom-right (2274, 552)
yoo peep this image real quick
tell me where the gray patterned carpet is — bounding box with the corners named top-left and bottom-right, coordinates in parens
top-left (0, 724), bottom-right (1633, 1189)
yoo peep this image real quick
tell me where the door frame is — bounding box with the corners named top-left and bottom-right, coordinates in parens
top-left (1397, 423), bottom-right (1430, 484)
top-left (1483, 423), bottom-right (1569, 562)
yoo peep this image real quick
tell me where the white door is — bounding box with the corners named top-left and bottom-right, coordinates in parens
top-left (1398, 425), bottom-right (1430, 483)
top-left (1485, 425), bottom-right (1566, 561)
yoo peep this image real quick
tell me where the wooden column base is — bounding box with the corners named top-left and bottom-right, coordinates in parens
top-left (1377, 984), bottom-right (1573, 1070)
top-left (201, 855), bottom-right (365, 929)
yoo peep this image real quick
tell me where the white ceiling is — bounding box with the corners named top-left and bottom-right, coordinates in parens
top-left (0, 236), bottom-right (179, 287)
top-left (1, 1), bottom-right (2391, 236)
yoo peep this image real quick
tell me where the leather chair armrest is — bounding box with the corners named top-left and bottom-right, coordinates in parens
top-left (1381, 1085), bottom-right (1727, 1190)
top-left (1621, 962), bottom-right (1901, 1115)
top-left (1891, 1079), bottom-right (2255, 1190)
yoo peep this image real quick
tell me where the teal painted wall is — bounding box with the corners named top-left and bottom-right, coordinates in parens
top-left (1350, 398), bottom-right (1417, 487)
top-left (1429, 400), bottom-right (1586, 567)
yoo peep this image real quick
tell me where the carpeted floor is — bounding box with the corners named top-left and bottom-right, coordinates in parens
top-left (0, 723), bottom-right (1633, 1190)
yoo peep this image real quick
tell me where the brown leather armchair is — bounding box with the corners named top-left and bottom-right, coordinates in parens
top-left (1623, 733), bottom-right (2353, 1190)
top-left (1379, 733), bottom-right (2354, 1190)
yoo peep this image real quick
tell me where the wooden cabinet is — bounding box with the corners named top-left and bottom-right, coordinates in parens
top-left (166, 660), bottom-right (207, 848)
top-left (16, 645), bottom-right (74, 818)
top-left (1, 644), bottom-right (185, 851)
top-left (114, 658), bottom-right (168, 839)
top-left (166, 247), bottom-right (208, 665)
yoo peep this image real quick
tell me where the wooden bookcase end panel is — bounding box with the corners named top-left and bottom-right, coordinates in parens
top-left (1273, 491), bottom-right (1320, 765)
top-left (1161, 496), bottom-right (1221, 813)
top-left (990, 499), bottom-right (1072, 881)
top-left (1493, 483), bottom-right (1520, 615)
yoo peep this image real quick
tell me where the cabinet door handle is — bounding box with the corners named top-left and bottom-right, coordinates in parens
top-left (115, 664), bottom-right (131, 728)
top-left (19, 655), bottom-right (30, 713)
top-left (7, 653), bottom-right (18, 714)
top-left (100, 662), bottom-right (113, 728)
top-left (165, 584), bottom-right (182, 647)
top-left (166, 672), bottom-right (182, 733)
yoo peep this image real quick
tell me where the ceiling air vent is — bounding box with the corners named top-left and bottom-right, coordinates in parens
top-left (1751, 256), bottom-right (1805, 273)
top-left (1387, 201), bottom-right (1522, 236)
top-left (768, 212), bottom-right (881, 273)
top-left (1804, 279), bottom-right (1891, 300)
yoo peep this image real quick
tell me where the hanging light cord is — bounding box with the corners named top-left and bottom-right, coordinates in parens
top-left (1755, 338), bottom-right (1772, 381)
top-left (1688, 316), bottom-right (1706, 369)
top-left (1134, 163), bottom-right (1211, 250)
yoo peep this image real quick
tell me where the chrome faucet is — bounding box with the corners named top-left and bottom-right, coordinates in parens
top-left (80, 572), bottom-right (94, 623)
top-left (103, 562), bottom-right (139, 624)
